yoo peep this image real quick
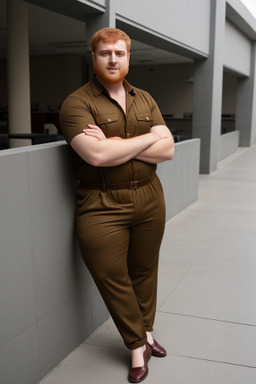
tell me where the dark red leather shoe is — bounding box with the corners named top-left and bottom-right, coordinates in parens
top-left (147, 339), bottom-right (167, 357)
top-left (128, 344), bottom-right (152, 383)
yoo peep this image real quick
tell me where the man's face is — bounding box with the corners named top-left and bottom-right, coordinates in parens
top-left (92, 39), bottom-right (130, 84)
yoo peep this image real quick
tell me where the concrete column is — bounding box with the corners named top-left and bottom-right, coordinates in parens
top-left (85, 0), bottom-right (116, 39)
top-left (85, 0), bottom-right (116, 79)
top-left (192, 0), bottom-right (225, 174)
top-left (7, 0), bottom-right (31, 148)
top-left (235, 42), bottom-right (256, 146)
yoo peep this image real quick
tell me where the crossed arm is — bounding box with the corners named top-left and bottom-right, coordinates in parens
top-left (70, 124), bottom-right (174, 167)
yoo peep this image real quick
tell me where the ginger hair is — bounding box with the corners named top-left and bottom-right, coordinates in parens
top-left (91, 27), bottom-right (131, 53)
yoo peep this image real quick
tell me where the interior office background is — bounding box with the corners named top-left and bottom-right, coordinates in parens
top-left (1, 0), bottom-right (244, 154)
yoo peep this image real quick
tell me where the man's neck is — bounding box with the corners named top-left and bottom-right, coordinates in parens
top-left (96, 76), bottom-right (125, 95)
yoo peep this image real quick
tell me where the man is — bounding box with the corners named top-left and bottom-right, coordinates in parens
top-left (60, 27), bottom-right (174, 383)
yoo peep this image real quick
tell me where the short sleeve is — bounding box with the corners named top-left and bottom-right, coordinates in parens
top-left (59, 95), bottom-right (96, 144)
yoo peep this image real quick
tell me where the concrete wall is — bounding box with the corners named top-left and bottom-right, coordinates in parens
top-left (115, 0), bottom-right (211, 56)
top-left (157, 139), bottom-right (200, 221)
top-left (89, 0), bottom-right (105, 6)
top-left (0, 143), bottom-right (108, 384)
top-left (218, 130), bottom-right (240, 162)
top-left (224, 20), bottom-right (251, 76)
top-left (0, 138), bottom-right (200, 383)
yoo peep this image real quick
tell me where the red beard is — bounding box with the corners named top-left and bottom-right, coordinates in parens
top-left (93, 62), bottom-right (129, 84)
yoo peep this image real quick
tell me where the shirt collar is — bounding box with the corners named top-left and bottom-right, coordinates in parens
top-left (90, 76), bottom-right (136, 97)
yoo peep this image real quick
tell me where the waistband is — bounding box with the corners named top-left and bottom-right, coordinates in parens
top-left (81, 173), bottom-right (155, 191)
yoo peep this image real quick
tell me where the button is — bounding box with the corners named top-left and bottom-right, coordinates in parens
top-left (127, 132), bottom-right (130, 137)
top-left (107, 118), bottom-right (112, 122)
top-left (146, 116), bottom-right (149, 120)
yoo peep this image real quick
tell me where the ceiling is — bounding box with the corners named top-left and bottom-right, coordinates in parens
top-left (0, 0), bottom-right (192, 66)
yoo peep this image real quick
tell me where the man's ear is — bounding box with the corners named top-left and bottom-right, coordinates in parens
top-left (92, 52), bottom-right (95, 63)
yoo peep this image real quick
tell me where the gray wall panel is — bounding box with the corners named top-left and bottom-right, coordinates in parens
top-left (0, 326), bottom-right (41, 384)
top-left (218, 131), bottom-right (240, 162)
top-left (0, 139), bottom-right (200, 382)
top-left (224, 20), bottom-right (251, 76)
top-left (38, 288), bottom-right (94, 377)
top-left (0, 153), bottom-right (36, 348)
top-left (115, 0), bottom-right (211, 56)
top-left (157, 139), bottom-right (200, 221)
top-left (27, 145), bottom-right (90, 320)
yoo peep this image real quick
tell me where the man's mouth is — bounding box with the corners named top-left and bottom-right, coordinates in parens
top-left (107, 67), bottom-right (118, 71)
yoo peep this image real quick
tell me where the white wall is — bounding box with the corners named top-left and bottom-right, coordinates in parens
top-left (224, 20), bottom-right (251, 76)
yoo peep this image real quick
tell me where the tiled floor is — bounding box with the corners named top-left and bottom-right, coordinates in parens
top-left (41, 145), bottom-right (256, 384)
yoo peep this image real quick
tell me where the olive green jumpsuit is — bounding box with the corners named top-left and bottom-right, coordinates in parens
top-left (60, 78), bottom-right (166, 350)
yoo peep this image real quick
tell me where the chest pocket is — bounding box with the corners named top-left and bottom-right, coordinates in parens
top-left (94, 113), bottom-right (120, 138)
top-left (135, 112), bottom-right (153, 134)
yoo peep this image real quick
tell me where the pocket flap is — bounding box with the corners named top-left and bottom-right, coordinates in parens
top-left (95, 113), bottom-right (118, 125)
top-left (136, 113), bottom-right (152, 122)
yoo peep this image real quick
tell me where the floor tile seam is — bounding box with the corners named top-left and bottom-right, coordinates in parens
top-left (157, 310), bottom-right (256, 329)
top-left (172, 353), bottom-right (256, 370)
top-left (165, 199), bottom-right (208, 224)
top-left (164, 220), bottom-right (230, 233)
top-left (157, 266), bottom-right (192, 310)
top-left (159, 260), bottom-right (193, 269)
top-left (217, 147), bottom-right (252, 170)
top-left (167, 200), bottom-right (236, 220)
top-left (160, 259), bottom-right (256, 275)
top-left (82, 341), bottom-right (126, 352)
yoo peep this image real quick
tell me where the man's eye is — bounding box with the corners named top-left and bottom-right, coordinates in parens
top-left (101, 52), bottom-right (109, 56)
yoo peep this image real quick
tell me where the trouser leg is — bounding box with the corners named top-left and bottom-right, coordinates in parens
top-left (76, 210), bottom-right (147, 350)
top-left (127, 179), bottom-right (166, 331)
top-left (127, 221), bottom-right (164, 332)
top-left (75, 177), bottom-right (165, 350)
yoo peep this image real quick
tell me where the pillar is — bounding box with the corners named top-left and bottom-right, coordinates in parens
top-left (85, 0), bottom-right (116, 79)
top-left (192, 0), bottom-right (226, 174)
top-left (7, 0), bottom-right (31, 148)
top-left (235, 42), bottom-right (256, 146)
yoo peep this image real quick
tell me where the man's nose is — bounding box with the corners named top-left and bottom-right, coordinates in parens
top-left (109, 52), bottom-right (117, 63)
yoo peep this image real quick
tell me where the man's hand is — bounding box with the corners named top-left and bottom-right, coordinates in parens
top-left (134, 125), bottom-right (174, 163)
top-left (83, 124), bottom-right (107, 141)
top-left (84, 124), bottom-right (124, 141)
